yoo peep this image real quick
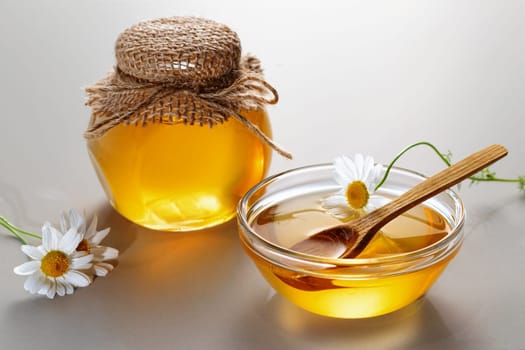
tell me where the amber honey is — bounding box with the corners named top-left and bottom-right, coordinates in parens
top-left (87, 109), bottom-right (272, 231)
top-left (243, 191), bottom-right (459, 318)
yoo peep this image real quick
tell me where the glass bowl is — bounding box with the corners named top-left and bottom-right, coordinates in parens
top-left (237, 164), bottom-right (465, 318)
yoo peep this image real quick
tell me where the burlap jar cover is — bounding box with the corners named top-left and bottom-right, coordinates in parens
top-left (85, 16), bottom-right (291, 159)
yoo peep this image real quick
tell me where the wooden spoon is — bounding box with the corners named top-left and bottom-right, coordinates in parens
top-left (291, 144), bottom-right (508, 259)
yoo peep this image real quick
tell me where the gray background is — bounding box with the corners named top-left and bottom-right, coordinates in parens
top-left (0, 1), bottom-right (524, 349)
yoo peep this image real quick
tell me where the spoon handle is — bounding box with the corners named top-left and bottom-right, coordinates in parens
top-left (349, 144), bottom-right (508, 256)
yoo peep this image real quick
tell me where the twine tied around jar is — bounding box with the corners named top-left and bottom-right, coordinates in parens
top-left (84, 16), bottom-right (292, 159)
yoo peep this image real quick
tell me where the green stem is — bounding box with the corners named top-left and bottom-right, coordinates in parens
top-left (0, 216), bottom-right (41, 244)
top-left (374, 141), bottom-right (451, 191)
top-left (374, 141), bottom-right (524, 192)
top-left (0, 218), bottom-right (29, 244)
top-left (469, 176), bottom-right (521, 183)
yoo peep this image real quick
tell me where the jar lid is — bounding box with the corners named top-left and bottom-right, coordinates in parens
top-left (85, 16), bottom-right (291, 159)
top-left (115, 17), bottom-right (242, 89)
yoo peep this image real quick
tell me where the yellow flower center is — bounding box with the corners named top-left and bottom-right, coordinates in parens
top-left (41, 251), bottom-right (70, 277)
top-left (345, 180), bottom-right (369, 209)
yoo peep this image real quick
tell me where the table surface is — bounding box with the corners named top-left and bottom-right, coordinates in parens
top-left (1, 1), bottom-right (524, 349)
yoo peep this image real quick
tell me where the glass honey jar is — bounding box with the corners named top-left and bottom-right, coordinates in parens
top-left (85, 17), bottom-right (290, 231)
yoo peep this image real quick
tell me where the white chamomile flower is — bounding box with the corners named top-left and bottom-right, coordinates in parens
top-left (13, 222), bottom-right (93, 299)
top-left (60, 209), bottom-right (119, 277)
top-left (323, 154), bottom-right (384, 220)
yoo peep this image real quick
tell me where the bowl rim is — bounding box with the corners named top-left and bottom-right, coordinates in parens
top-left (237, 162), bottom-right (466, 269)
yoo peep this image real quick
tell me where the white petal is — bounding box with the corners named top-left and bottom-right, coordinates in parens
top-left (339, 155), bottom-right (358, 180)
top-left (94, 267), bottom-right (108, 277)
top-left (14, 261), bottom-right (41, 276)
top-left (20, 245), bottom-right (45, 260)
top-left (42, 223), bottom-right (60, 251)
top-left (367, 195), bottom-right (390, 210)
top-left (362, 155), bottom-right (374, 180)
top-left (354, 154), bottom-right (365, 179)
top-left (85, 215), bottom-right (98, 240)
top-left (91, 246), bottom-right (119, 261)
top-left (99, 262), bottom-right (114, 271)
top-left (69, 209), bottom-right (85, 233)
top-left (333, 170), bottom-right (348, 188)
top-left (45, 279), bottom-right (57, 299)
top-left (326, 207), bottom-right (354, 220)
top-left (333, 157), bottom-right (352, 185)
top-left (24, 272), bottom-right (44, 293)
top-left (103, 247), bottom-right (119, 260)
top-left (60, 211), bottom-right (69, 234)
top-left (323, 194), bottom-right (348, 208)
top-left (364, 162), bottom-right (381, 190)
top-left (71, 253), bottom-right (93, 269)
top-left (59, 228), bottom-right (82, 254)
top-left (372, 163), bottom-right (383, 185)
top-left (363, 154), bottom-right (373, 167)
top-left (36, 276), bottom-right (52, 295)
top-left (56, 280), bottom-right (66, 297)
top-left (361, 158), bottom-right (371, 181)
top-left (64, 270), bottom-right (92, 287)
top-left (57, 276), bottom-right (75, 295)
top-left (89, 227), bottom-right (110, 245)
top-left (94, 263), bottom-right (113, 277)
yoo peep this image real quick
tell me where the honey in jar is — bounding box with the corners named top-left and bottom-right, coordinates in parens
top-left (85, 17), bottom-right (289, 231)
top-left (87, 109), bottom-right (272, 230)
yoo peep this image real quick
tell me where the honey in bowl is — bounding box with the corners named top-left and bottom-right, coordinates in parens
top-left (87, 109), bottom-right (271, 231)
top-left (237, 164), bottom-right (465, 318)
